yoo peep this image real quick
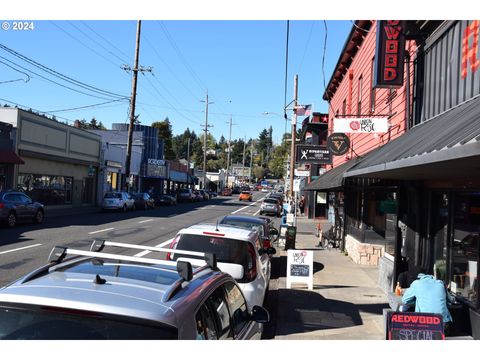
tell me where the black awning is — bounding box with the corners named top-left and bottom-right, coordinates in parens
top-left (304, 158), bottom-right (361, 191)
top-left (345, 95), bottom-right (480, 179)
top-left (0, 150), bottom-right (24, 164)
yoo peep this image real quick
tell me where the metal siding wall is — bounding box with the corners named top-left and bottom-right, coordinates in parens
top-left (419, 20), bottom-right (480, 124)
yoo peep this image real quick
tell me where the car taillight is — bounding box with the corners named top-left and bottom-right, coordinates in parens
top-left (0, 203), bottom-right (4, 209)
top-left (166, 235), bottom-right (179, 261)
top-left (244, 244), bottom-right (257, 282)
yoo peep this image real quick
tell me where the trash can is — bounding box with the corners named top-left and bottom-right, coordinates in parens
top-left (285, 225), bottom-right (296, 250)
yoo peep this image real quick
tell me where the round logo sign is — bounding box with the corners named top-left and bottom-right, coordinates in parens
top-left (349, 121), bottom-right (360, 131)
top-left (327, 133), bottom-right (350, 156)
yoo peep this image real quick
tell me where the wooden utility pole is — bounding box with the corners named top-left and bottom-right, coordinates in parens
top-left (289, 74), bottom-right (298, 199)
top-left (123, 20), bottom-right (151, 191)
top-left (227, 115), bottom-right (232, 176)
top-left (201, 91), bottom-right (213, 189)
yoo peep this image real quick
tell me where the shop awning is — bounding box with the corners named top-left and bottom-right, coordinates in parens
top-left (345, 95), bottom-right (480, 179)
top-left (0, 150), bottom-right (24, 164)
top-left (304, 158), bottom-right (361, 191)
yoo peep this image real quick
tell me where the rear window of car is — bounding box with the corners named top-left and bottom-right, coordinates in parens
top-left (264, 199), bottom-right (277, 204)
top-left (104, 193), bottom-right (121, 199)
top-left (0, 305), bottom-right (178, 340)
top-left (174, 234), bottom-right (253, 282)
top-left (179, 189), bottom-right (190, 194)
top-left (220, 220), bottom-right (264, 236)
top-left (241, 191), bottom-right (250, 195)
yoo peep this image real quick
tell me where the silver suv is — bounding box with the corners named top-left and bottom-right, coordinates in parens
top-left (0, 240), bottom-right (269, 340)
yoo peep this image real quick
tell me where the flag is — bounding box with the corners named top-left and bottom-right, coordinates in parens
top-left (294, 104), bottom-right (312, 116)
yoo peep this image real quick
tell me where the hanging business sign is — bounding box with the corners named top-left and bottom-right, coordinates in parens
top-left (296, 145), bottom-right (332, 164)
top-left (295, 169), bottom-right (310, 177)
top-left (373, 20), bottom-right (406, 88)
top-left (286, 250), bottom-right (313, 290)
top-left (327, 133), bottom-right (350, 156)
top-left (333, 117), bottom-right (389, 133)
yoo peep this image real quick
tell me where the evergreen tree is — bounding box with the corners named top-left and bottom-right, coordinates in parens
top-left (152, 118), bottom-right (175, 160)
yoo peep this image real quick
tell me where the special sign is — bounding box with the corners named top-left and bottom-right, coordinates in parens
top-left (286, 250), bottom-right (313, 290)
top-left (387, 312), bottom-right (445, 340)
top-left (295, 145), bottom-right (332, 164)
top-left (373, 20), bottom-right (406, 88)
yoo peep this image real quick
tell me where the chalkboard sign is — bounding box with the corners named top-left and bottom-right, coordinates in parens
top-left (387, 312), bottom-right (444, 340)
top-left (290, 264), bottom-right (309, 277)
top-left (286, 250), bottom-right (313, 290)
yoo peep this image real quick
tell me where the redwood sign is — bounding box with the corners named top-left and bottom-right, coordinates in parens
top-left (373, 20), bottom-right (406, 88)
top-left (387, 312), bottom-right (445, 340)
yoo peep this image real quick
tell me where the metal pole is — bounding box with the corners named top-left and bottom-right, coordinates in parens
top-left (250, 140), bottom-right (254, 184)
top-left (187, 137), bottom-right (191, 187)
top-left (289, 74), bottom-right (298, 200)
top-left (203, 91), bottom-right (209, 190)
top-left (227, 115), bottom-right (232, 176)
top-left (125, 20), bottom-right (142, 192)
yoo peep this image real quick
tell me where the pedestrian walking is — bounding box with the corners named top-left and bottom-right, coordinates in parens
top-left (299, 195), bottom-right (305, 216)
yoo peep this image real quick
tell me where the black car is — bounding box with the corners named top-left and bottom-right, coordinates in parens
top-left (0, 190), bottom-right (45, 228)
top-left (155, 194), bottom-right (177, 206)
top-left (219, 215), bottom-right (279, 251)
top-left (131, 193), bottom-right (155, 210)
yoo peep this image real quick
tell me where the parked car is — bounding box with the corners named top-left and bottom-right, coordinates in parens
top-left (259, 198), bottom-right (282, 217)
top-left (232, 187), bottom-right (241, 195)
top-left (222, 188), bottom-right (232, 196)
top-left (0, 190), bottom-right (45, 228)
top-left (268, 193), bottom-right (284, 207)
top-left (102, 191), bottom-right (135, 212)
top-left (199, 189), bottom-right (210, 201)
top-left (219, 215), bottom-right (279, 252)
top-left (178, 188), bottom-right (195, 202)
top-left (0, 241), bottom-right (269, 339)
top-left (239, 191), bottom-right (252, 202)
top-left (155, 194), bottom-right (177, 206)
top-left (131, 192), bottom-right (155, 210)
top-left (168, 224), bottom-right (274, 310)
top-left (193, 190), bottom-right (203, 202)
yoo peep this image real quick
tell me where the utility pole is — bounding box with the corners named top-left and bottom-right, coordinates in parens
top-left (123, 20), bottom-right (152, 192)
top-left (226, 115), bottom-right (233, 177)
top-left (242, 136), bottom-right (246, 182)
top-left (186, 137), bottom-right (191, 177)
top-left (289, 74), bottom-right (298, 199)
top-left (201, 91), bottom-right (213, 189)
top-left (249, 140), bottom-right (254, 184)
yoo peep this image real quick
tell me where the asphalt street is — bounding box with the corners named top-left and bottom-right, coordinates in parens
top-left (0, 192), bottom-right (275, 287)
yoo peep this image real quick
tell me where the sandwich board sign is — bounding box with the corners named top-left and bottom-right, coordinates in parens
top-left (387, 312), bottom-right (444, 340)
top-left (286, 249), bottom-right (313, 290)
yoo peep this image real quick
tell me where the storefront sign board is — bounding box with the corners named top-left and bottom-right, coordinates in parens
top-left (387, 312), bottom-right (444, 340)
top-left (286, 250), bottom-right (313, 290)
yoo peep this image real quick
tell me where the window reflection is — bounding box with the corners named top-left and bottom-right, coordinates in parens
top-left (17, 174), bottom-right (73, 205)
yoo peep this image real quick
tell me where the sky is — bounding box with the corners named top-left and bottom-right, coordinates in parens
top-left (0, 19), bottom-right (352, 145)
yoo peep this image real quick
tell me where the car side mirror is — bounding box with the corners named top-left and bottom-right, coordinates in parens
top-left (267, 247), bottom-right (276, 256)
top-left (251, 305), bottom-right (270, 324)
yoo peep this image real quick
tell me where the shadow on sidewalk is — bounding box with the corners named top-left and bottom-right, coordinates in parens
top-left (262, 288), bottom-right (388, 339)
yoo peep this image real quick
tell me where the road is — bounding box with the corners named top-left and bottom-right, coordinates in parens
top-left (0, 191), bottom-right (274, 288)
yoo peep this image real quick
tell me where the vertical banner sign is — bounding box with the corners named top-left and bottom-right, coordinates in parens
top-left (286, 250), bottom-right (313, 290)
top-left (373, 20), bottom-right (406, 88)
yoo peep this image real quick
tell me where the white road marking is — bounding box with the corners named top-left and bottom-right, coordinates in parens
top-left (134, 238), bottom-right (174, 257)
top-left (253, 209), bottom-right (261, 216)
top-left (138, 219), bottom-right (154, 224)
top-left (0, 244), bottom-right (42, 255)
top-left (88, 227), bottom-right (114, 235)
top-left (231, 196), bottom-right (264, 214)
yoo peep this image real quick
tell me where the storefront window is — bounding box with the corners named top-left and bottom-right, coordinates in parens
top-left (17, 174), bottom-right (73, 205)
top-left (451, 192), bottom-right (479, 306)
top-left (431, 192), bottom-right (449, 284)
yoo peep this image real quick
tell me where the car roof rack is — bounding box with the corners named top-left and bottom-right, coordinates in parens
top-left (46, 243), bottom-right (219, 284)
top-left (89, 240), bottom-right (205, 258)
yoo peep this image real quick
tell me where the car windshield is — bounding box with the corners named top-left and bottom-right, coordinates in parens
top-left (0, 305), bottom-right (177, 340)
top-left (174, 234), bottom-right (252, 282)
top-left (104, 193), bottom-right (121, 199)
top-left (221, 220), bottom-right (264, 236)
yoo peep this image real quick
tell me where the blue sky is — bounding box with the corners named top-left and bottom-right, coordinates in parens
top-left (0, 19), bottom-right (352, 144)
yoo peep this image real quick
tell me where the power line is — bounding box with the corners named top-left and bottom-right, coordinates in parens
top-left (80, 21), bottom-right (133, 64)
top-left (0, 55), bottom-right (124, 101)
top-left (0, 59), bottom-right (30, 83)
top-left (43, 99), bottom-right (128, 113)
top-left (298, 21), bottom-right (316, 74)
top-left (0, 42), bottom-right (128, 100)
top-left (157, 21), bottom-right (206, 94)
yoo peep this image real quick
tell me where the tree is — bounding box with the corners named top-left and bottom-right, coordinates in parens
top-left (74, 117), bottom-right (106, 130)
top-left (152, 118), bottom-right (175, 160)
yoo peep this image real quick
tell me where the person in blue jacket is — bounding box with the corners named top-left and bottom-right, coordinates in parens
top-left (402, 268), bottom-right (454, 333)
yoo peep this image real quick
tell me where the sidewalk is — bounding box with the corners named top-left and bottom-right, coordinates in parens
top-left (266, 216), bottom-right (389, 340)
top-left (44, 205), bottom-right (100, 218)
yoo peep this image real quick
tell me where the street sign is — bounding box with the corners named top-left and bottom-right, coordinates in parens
top-left (293, 179), bottom-right (301, 192)
top-left (295, 169), bottom-right (310, 177)
top-left (286, 250), bottom-right (313, 290)
top-left (295, 145), bottom-right (332, 164)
